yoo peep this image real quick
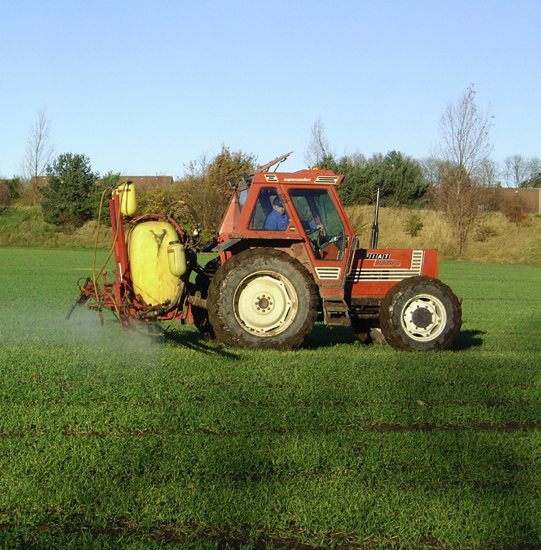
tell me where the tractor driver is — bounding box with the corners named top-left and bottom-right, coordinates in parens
top-left (264, 197), bottom-right (289, 230)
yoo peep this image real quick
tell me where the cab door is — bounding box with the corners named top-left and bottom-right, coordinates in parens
top-left (287, 187), bottom-right (354, 298)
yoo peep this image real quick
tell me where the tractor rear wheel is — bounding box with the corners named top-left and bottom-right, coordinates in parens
top-left (379, 276), bottom-right (461, 351)
top-left (207, 248), bottom-right (318, 349)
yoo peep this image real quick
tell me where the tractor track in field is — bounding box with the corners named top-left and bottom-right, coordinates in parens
top-left (0, 421), bottom-right (538, 440)
top-left (1, 398), bottom-right (538, 408)
top-left (0, 519), bottom-right (539, 550)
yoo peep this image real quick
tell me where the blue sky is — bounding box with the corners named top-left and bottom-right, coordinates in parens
top-left (1, 0), bottom-right (539, 178)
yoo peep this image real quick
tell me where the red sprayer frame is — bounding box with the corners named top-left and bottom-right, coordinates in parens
top-left (67, 192), bottom-right (193, 327)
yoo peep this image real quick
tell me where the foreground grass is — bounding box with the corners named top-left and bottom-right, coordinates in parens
top-left (0, 249), bottom-right (539, 549)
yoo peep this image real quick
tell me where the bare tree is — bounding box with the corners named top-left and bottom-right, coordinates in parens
top-left (21, 108), bottom-right (55, 206)
top-left (503, 155), bottom-right (540, 187)
top-left (478, 158), bottom-right (500, 187)
top-left (503, 155), bottom-right (527, 187)
top-left (183, 151), bottom-right (210, 180)
top-left (434, 86), bottom-right (494, 254)
top-left (527, 157), bottom-right (541, 185)
top-left (304, 117), bottom-right (332, 168)
top-left (438, 85), bottom-right (494, 178)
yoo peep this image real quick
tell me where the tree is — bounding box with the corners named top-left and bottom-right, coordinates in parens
top-left (477, 158), bottom-right (500, 188)
top-left (503, 155), bottom-right (540, 188)
top-left (205, 146), bottom-right (256, 196)
top-left (375, 151), bottom-right (428, 206)
top-left (41, 153), bottom-right (99, 227)
top-left (522, 157), bottom-right (541, 188)
top-left (21, 108), bottom-right (55, 206)
top-left (321, 151), bottom-right (428, 207)
top-left (431, 163), bottom-right (481, 254)
top-left (438, 85), bottom-right (494, 178)
top-left (179, 146), bottom-right (257, 232)
top-left (304, 118), bottom-right (332, 168)
top-left (434, 85), bottom-right (494, 254)
top-left (183, 152), bottom-right (210, 179)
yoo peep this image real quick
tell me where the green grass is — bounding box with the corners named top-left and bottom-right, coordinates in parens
top-left (0, 249), bottom-right (539, 549)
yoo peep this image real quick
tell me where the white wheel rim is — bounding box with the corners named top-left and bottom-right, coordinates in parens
top-left (233, 272), bottom-right (298, 336)
top-left (400, 293), bottom-right (447, 342)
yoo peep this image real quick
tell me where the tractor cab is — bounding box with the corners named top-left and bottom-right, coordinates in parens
top-left (218, 156), bottom-right (352, 248)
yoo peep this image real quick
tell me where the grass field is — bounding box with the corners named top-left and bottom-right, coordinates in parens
top-left (0, 248), bottom-right (539, 549)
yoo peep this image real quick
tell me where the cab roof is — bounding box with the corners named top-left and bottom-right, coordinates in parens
top-left (252, 169), bottom-right (344, 186)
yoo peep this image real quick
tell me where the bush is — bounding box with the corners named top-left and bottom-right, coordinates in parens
top-left (503, 200), bottom-right (531, 225)
top-left (474, 224), bottom-right (498, 242)
top-left (405, 214), bottom-right (424, 237)
top-left (137, 186), bottom-right (177, 215)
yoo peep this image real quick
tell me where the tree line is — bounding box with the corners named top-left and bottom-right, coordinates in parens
top-left (1, 86), bottom-right (538, 255)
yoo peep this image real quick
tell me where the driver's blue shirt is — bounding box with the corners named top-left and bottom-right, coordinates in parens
top-left (264, 209), bottom-right (289, 230)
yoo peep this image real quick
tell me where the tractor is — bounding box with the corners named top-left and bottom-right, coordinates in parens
top-left (68, 152), bottom-right (462, 351)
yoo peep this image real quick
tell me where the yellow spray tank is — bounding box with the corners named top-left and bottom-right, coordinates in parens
top-left (127, 221), bottom-right (184, 308)
top-left (114, 182), bottom-right (137, 217)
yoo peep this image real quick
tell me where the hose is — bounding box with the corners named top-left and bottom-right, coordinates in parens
top-left (91, 186), bottom-right (123, 321)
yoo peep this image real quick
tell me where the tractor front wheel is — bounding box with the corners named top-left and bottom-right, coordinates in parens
top-left (207, 249), bottom-right (318, 349)
top-left (379, 276), bottom-right (461, 351)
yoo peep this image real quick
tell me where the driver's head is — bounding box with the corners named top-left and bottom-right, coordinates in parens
top-left (273, 197), bottom-right (285, 212)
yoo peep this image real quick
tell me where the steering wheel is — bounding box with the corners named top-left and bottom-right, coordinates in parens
top-left (319, 234), bottom-right (342, 250)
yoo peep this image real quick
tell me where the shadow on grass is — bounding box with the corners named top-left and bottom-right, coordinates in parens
top-left (164, 323), bottom-right (484, 353)
top-left (163, 321), bottom-right (357, 353)
top-left (452, 329), bottom-right (486, 351)
top-left (305, 325), bottom-right (487, 352)
top-left (303, 323), bottom-right (358, 348)
top-left (164, 326), bottom-right (241, 359)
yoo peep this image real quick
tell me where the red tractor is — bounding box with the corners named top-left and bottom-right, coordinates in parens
top-left (69, 153), bottom-right (461, 351)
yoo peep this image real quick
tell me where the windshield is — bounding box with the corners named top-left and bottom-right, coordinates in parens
top-left (288, 188), bottom-right (346, 261)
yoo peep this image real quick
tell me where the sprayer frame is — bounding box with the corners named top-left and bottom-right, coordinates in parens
top-left (70, 192), bottom-right (195, 328)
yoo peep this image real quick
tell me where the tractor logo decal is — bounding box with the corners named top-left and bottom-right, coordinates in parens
top-left (348, 250), bottom-right (424, 282)
top-left (366, 252), bottom-right (391, 260)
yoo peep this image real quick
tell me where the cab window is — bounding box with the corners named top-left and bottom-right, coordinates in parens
top-left (248, 187), bottom-right (288, 231)
top-left (288, 188), bottom-right (346, 260)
